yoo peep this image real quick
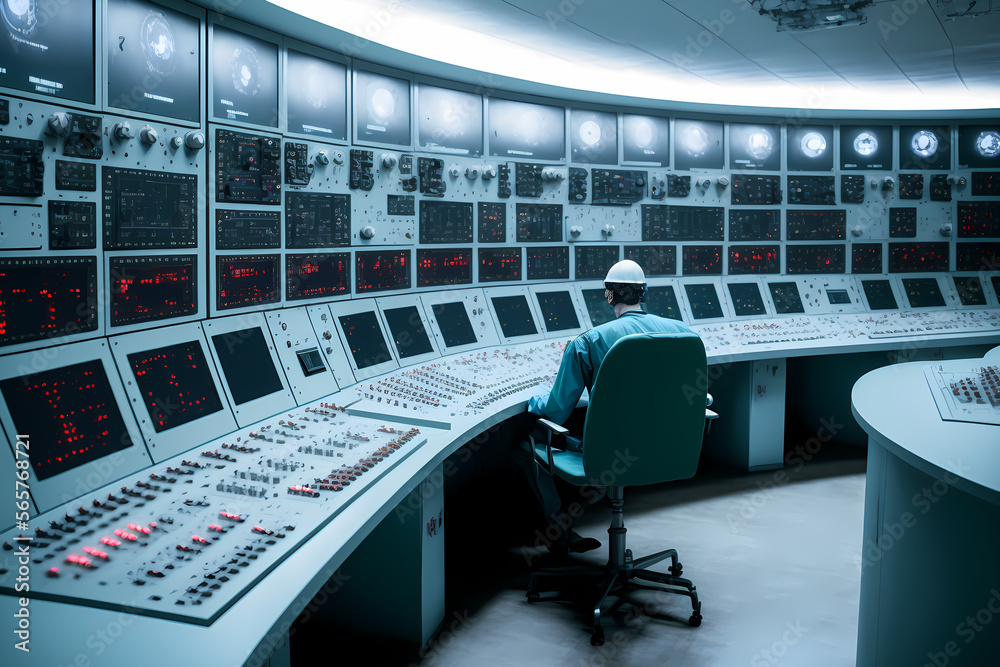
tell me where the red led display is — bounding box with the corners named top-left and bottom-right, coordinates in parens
top-left (956, 201), bottom-right (1000, 237)
top-left (956, 242), bottom-right (1000, 272)
top-left (478, 248), bottom-right (521, 282)
top-left (478, 202), bottom-right (507, 243)
top-left (728, 245), bottom-right (780, 274)
top-left (852, 244), bottom-right (883, 274)
top-left (682, 245), bottom-right (723, 275)
top-left (127, 341), bottom-right (224, 433)
top-left (416, 249), bottom-right (472, 287)
top-left (0, 256), bottom-right (98, 347)
top-left (786, 245), bottom-right (846, 274)
top-left (786, 210), bottom-right (846, 240)
top-left (286, 253), bottom-right (350, 301)
top-left (217, 255), bottom-right (280, 309)
top-left (110, 256), bottom-right (197, 326)
top-left (888, 243), bottom-right (949, 272)
top-left (355, 250), bottom-right (410, 293)
top-left (0, 360), bottom-right (134, 480)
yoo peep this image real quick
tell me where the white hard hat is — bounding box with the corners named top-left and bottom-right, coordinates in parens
top-left (604, 259), bottom-right (645, 285)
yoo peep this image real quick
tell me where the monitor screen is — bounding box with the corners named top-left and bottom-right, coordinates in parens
top-left (862, 280), bottom-right (898, 310)
top-left (684, 284), bottom-right (724, 319)
top-left (110, 255), bottom-right (197, 327)
top-left (488, 98), bottom-right (565, 161)
top-left (0, 360), bottom-right (133, 481)
top-left (0, 0), bottom-right (94, 102)
top-left (420, 200), bottom-right (474, 244)
top-left (645, 285), bottom-right (683, 321)
top-left (127, 341), bottom-right (224, 433)
top-left (431, 302), bottom-right (477, 348)
top-left (535, 291), bottom-right (580, 332)
top-left (478, 247), bottom-right (521, 282)
top-left (827, 289), bottom-right (851, 305)
top-left (674, 119), bottom-right (723, 170)
top-left (570, 109), bottom-right (617, 165)
top-left (285, 192), bottom-right (351, 248)
top-left (217, 254), bottom-right (280, 310)
top-left (575, 245), bottom-right (619, 280)
top-left (901, 278), bottom-right (945, 308)
top-left (727, 283), bottom-right (767, 317)
top-left (416, 248), bottom-right (473, 287)
top-left (102, 168), bottom-right (198, 249)
top-left (382, 306), bottom-right (435, 360)
top-left (899, 126), bottom-right (950, 171)
top-left (211, 327), bottom-right (284, 405)
top-left (624, 245), bottom-right (676, 276)
top-left (211, 25), bottom-right (278, 127)
top-left (622, 114), bottom-right (669, 165)
top-left (354, 69), bottom-right (410, 146)
top-left (417, 84), bottom-right (483, 156)
top-left (730, 123), bottom-right (780, 171)
top-left (478, 202), bottom-right (507, 243)
top-left (852, 244), bottom-right (883, 274)
top-left (768, 282), bottom-right (805, 314)
top-left (0, 257), bottom-right (98, 347)
top-left (107, 0), bottom-right (201, 122)
top-left (285, 252), bottom-right (350, 301)
top-left (491, 295), bottom-right (538, 338)
top-left (296, 348), bottom-right (326, 376)
top-left (958, 125), bottom-right (1000, 168)
top-left (356, 250), bottom-right (410, 293)
top-left (525, 246), bottom-right (569, 280)
top-left (582, 288), bottom-right (615, 326)
top-left (841, 125), bottom-right (892, 170)
top-left (339, 311), bottom-right (394, 369)
top-left (953, 276), bottom-right (987, 306)
top-left (786, 125), bottom-right (833, 172)
top-left (286, 49), bottom-right (347, 140)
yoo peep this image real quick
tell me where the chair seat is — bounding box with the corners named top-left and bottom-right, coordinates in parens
top-left (532, 443), bottom-right (587, 484)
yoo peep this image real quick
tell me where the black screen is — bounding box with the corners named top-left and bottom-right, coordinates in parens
top-left (49, 200), bottom-right (97, 249)
top-left (215, 129), bottom-right (281, 204)
top-left (682, 246), bottom-right (724, 275)
top-left (0, 0), bottom-right (94, 102)
top-left (0, 360), bottom-right (133, 480)
top-left (768, 282), bottom-right (805, 314)
top-left (0, 138), bottom-right (44, 196)
top-left (645, 286), bottom-right (683, 321)
top-left (355, 69), bottom-right (410, 146)
top-left (420, 201), bottom-right (473, 244)
top-left (582, 288), bottom-right (615, 326)
top-left (417, 248), bottom-right (472, 287)
top-left (431, 302), bottom-right (477, 348)
top-left (841, 125), bottom-right (892, 170)
top-left (729, 245), bottom-right (780, 274)
top-left (339, 311), bottom-right (393, 369)
top-left (827, 289), bottom-right (851, 305)
top-left (110, 255), bottom-right (197, 326)
top-left (127, 341), bottom-right (223, 433)
top-left (526, 246), bottom-right (569, 280)
top-left (674, 119), bottom-right (723, 170)
top-left (786, 210), bottom-right (846, 240)
top-left (624, 245), bottom-right (676, 275)
top-left (570, 109), bottom-right (617, 164)
top-left (575, 245), bottom-right (619, 280)
top-left (217, 255), bottom-right (280, 310)
top-left (535, 291), bottom-right (580, 332)
top-left (852, 244), bottom-right (883, 274)
top-left (787, 126), bottom-right (833, 172)
top-left (211, 327), bottom-right (284, 405)
top-left (888, 243), bottom-right (949, 272)
top-left (211, 25), bottom-right (278, 127)
top-left (488, 98), bottom-right (564, 161)
top-left (516, 204), bottom-right (563, 242)
top-left (728, 283), bottom-right (767, 316)
top-left (730, 123), bottom-right (780, 171)
top-left (103, 168), bottom-right (197, 249)
top-left (417, 85), bottom-right (483, 156)
top-left (862, 280), bottom-right (898, 310)
top-left (216, 209), bottom-right (280, 249)
top-left (286, 49), bottom-right (347, 140)
top-left (479, 248), bottom-right (521, 282)
top-left (286, 252), bottom-right (350, 301)
top-left (297, 348), bottom-right (326, 376)
top-left (356, 250), bottom-right (410, 293)
top-left (729, 209), bottom-right (780, 241)
top-left (622, 114), bottom-right (669, 165)
top-left (286, 192), bottom-right (351, 247)
top-left (902, 278), bottom-right (945, 308)
top-left (642, 205), bottom-right (725, 241)
top-left (382, 306), bottom-right (434, 359)
top-left (0, 257), bottom-right (98, 347)
top-left (785, 245), bottom-right (846, 274)
top-left (492, 295), bottom-right (538, 338)
top-left (107, 0), bottom-right (201, 122)
top-left (684, 284), bottom-right (724, 319)
top-left (478, 202), bottom-right (507, 243)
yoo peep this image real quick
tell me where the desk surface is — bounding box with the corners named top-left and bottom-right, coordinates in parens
top-left (851, 359), bottom-right (1000, 506)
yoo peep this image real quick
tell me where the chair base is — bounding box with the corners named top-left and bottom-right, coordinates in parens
top-left (526, 546), bottom-right (702, 646)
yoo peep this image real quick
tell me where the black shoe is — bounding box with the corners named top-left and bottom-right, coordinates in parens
top-left (568, 535), bottom-right (601, 554)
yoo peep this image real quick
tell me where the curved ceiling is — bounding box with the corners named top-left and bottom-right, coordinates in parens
top-left (216, 0), bottom-right (1000, 117)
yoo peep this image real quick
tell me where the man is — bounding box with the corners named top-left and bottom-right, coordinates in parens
top-left (517, 259), bottom-right (696, 554)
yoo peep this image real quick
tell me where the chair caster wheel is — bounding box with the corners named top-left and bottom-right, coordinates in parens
top-left (669, 563), bottom-right (683, 576)
top-left (526, 590), bottom-right (540, 602)
top-left (689, 612), bottom-right (703, 627)
top-left (590, 629), bottom-right (605, 646)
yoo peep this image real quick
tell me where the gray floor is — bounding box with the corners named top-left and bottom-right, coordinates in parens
top-left (416, 456), bottom-right (866, 667)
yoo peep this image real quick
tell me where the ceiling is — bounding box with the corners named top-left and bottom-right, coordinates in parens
top-left (210, 0), bottom-right (1000, 117)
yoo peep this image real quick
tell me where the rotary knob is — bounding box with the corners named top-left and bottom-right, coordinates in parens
top-left (464, 166), bottom-right (479, 180)
top-left (482, 165), bottom-right (496, 180)
top-left (381, 153), bottom-right (398, 169)
top-left (46, 112), bottom-right (70, 137)
top-left (112, 122), bottom-right (133, 141)
top-left (184, 131), bottom-right (205, 150)
top-left (315, 151), bottom-right (330, 166)
top-left (138, 125), bottom-right (158, 145)
top-left (360, 225), bottom-right (376, 240)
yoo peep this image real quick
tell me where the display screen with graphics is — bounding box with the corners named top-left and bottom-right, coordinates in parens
top-left (787, 126), bottom-right (833, 171)
top-left (570, 109), bottom-right (617, 164)
top-left (354, 69), bottom-right (410, 146)
top-left (623, 114), bottom-right (669, 165)
top-left (489, 98), bottom-right (565, 161)
top-left (841, 125), bottom-right (892, 170)
top-left (127, 341), bottom-right (224, 433)
top-left (417, 84), bottom-right (482, 156)
top-left (211, 25), bottom-right (278, 127)
top-left (674, 119), bottom-right (723, 170)
top-left (286, 49), bottom-right (347, 139)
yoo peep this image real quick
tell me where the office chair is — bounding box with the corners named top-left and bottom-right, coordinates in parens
top-left (526, 332), bottom-right (715, 646)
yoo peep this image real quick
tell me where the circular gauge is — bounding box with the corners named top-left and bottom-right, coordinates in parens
top-left (683, 124), bottom-right (710, 157)
top-left (140, 12), bottom-right (176, 77)
top-left (369, 86), bottom-right (395, 120)
top-left (2, 0), bottom-right (37, 37)
top-left (231, 46), bottom-right (260, 96)
top-left (631, 119), bottom-right (654, 149)
top-left (853, 132), bottom-right (879, 157)
top-left (800, 132), bottom-right (827, 158)
top-left (579, 120), bottom-right (602, 147)
top-left (975, 130), bottom-right (1000, 159)
top-left (747, 130), bottom-right (774, 161)
top-left (910, 130), bottom-right (938, 158)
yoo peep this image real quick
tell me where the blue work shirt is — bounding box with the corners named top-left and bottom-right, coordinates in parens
top-left (528, 309), bottom-right (695, 425)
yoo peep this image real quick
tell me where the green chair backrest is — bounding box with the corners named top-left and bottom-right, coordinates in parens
top-left (580, 332), bottom-right (708, 487)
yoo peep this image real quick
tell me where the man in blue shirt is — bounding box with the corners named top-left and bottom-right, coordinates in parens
top-left (516, 260), bottom-right (696, 555)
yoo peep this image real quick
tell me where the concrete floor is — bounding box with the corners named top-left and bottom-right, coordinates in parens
top-left (416, 454), bottom-right (866, 667)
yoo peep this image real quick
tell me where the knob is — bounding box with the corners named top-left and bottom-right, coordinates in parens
top-left (851, 226), bottom-right (864, 237)
top-left (184, 131), bottom-right (205, 150)
top-left (698, 178), bottom-right (711, 189)
top-left (360, 225), bottom-right (375, 240)
top-left (482, 165), bottom-right (496, 180)
top-left (448, 164), bottom-right (461, 178)
top-left (170, 136), bottom-right (183, 149)
top-left (331, 150), bottom-right (346, 165)
top-left (314, 151), bottom-right (330, 166)
top-left (541, 168), bottom-right (565, 181)
top-left (939, 223), bottom-right (953, 237)
top-left (717, 176), bottom-right (729, 187)
top-left (569, 225), bottom-right (583, 237)
top-left (381, 153), bottom-right (398, 169)
top-left (947, 175), bottom-right (959, 185)
top-left (112, 122), bottom-right (133, 141)
top-left (881, 176), bottom-right (895, 190)
top-left (138, 125), bottom-right (158, 145)
top-left (46, 112), bottom-right (70, 136)
top-left (464, 166), bottom-right (479, 180)
top-left (602, 224), bottom-right (615, 237)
